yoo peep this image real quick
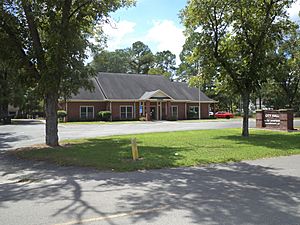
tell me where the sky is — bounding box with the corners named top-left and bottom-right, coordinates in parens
top-left (101, 0), bottom-right (300, 64)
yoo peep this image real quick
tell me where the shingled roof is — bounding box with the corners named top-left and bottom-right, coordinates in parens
top-left (70, 72), bottom-right (216, 102)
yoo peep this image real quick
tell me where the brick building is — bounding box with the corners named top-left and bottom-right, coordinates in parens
top-left (61, 72), bottom-right (216, 121)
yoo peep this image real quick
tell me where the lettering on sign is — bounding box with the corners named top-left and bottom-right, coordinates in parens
top-left (256, 109), bottom-right (294, 131)
top-left (264, 113), bottom-right (280, 126)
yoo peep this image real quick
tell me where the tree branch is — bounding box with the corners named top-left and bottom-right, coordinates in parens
top-left (21, 0), bottom-right (47, 72)
top-left (69, 0), bottom-right (93, 19)
top-left (0, 15), bottom-right (39, 79)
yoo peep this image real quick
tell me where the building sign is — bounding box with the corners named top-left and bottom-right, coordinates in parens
top-left (264, 112), bottom-right (280, 126)
top-left (256, 109), bottom-right (294, 131)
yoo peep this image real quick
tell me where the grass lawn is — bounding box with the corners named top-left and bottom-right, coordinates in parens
top-left (14, 129), bottom-right (300, 171)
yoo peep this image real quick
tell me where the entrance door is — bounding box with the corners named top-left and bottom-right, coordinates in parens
top-left (150, 107), bottom-right (156, 120)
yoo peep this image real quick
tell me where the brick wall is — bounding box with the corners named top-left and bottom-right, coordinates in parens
top-left (187, 103), bottom-right (209, 119)
top-left (64, 101), bottom-right (211, 121)
top-left (66, 102), bottom-right (107, 121)
top-left (111, 102), bottom-right (138, 121)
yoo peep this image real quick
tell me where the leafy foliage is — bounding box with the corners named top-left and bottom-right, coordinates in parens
top-left (57, 110), bottom-right (67, 119)
top-left (149, 50), bottom-right (176, 79)
top-left (181, 0), bottom-right (295, 136)
top-left (128, 41), bottom-right (154, 74)
top-left (91, 41), bottom-right (177, 79)
top-left (0, 0), bottom-right (135, 145)
top-left (263, 28), bottom-right (300, 110)
top-left (91, 49), bottom-right (131, 73)
top-left (98, 111), bottom-right (112, 121)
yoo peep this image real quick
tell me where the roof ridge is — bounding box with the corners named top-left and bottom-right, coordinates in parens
top-left (98, 72), bottom-right (164, 77)
top-left (94, 76), bottom-right (107, 99)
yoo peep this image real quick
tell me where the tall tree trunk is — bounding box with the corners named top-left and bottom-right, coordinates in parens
top-left (259, 96), bottom-right (262, 109)
top-left (242, 93), bottom-right (250, 137)
top-left (45, 92), bottom-right (59, 146)
top-left (0, 104), bottom-right (9, 124)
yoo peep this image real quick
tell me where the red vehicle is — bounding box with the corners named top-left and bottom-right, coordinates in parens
top-left (214, 111), bottom-right (234, 119)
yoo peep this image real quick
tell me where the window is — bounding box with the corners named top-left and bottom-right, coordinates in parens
top-left (188, 106), bottom-right (199, 119)
top-left (80, 106), bottom-right (94, 120)
top-left (171, 106), bottom-right (178, 118)
top-left (120, 106), bottom-right (133, 119)
top-left (189, 106), bottom-right (199, 113)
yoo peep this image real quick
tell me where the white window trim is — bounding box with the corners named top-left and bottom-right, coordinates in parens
top-left (120, 105), bottom-right (133, 119)
top-left (80, 106), bottom-right (94, 119)
top-left (171, 105), bottom-right (178, 118)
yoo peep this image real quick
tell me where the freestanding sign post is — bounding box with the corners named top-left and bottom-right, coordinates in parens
top-left (256, 109), bottom-right (294, 131)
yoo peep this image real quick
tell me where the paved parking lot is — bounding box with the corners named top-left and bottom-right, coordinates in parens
top-left (1, 119), bottom-right (299, 150)
top-left (1, 119), bottom-right (256, 150)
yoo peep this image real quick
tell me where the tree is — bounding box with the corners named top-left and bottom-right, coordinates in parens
top-left (129, 41), bottom-right (154, 74)
top-left (177, 33), bottom-right (202, 81)
top-left (149, 50), bottom-right (176, 79)
top-left (0, 32), bottom-right (26, 122)
top-left (0, 0), bottom-right (134, 146)
top-left (181, 0), bottom-right (295, 136)
top-left (91, 49), bottom-right (131, 73)
top-left (269, 28), bottom-right (300, 109)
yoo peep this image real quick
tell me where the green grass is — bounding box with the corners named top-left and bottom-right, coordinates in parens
top-left (15, 129), bottom-right (300, 171)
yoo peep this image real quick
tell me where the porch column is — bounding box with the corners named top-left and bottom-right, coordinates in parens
top-left (65, 101), bottom-right (68, 122)
top-left (143, 102), bottom-right (145, 116)
top-left (109, 102), bottom-right (112, 121)
top-left (133, 102), bottom-right (136, 119)
top-left (156, 100), bottom-right (159, 120)
top-left (166, 101), bottom-right (171, 120)
top-left (145, 101), bottom-right (151, 121)
top-left (184, 103), bottom-right (187, 119)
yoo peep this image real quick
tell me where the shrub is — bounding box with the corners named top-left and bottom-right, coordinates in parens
top-left (209, 114), bottom-right (216, 119)
top-left (98, 111), bottom-right (112, 121)
top-left (57, 110), bottom-right (67, 122)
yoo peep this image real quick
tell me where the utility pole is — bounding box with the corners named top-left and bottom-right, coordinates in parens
top-left (198, 79), bottom-right (201, 120)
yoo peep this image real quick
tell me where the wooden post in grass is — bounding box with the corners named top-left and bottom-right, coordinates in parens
top-left (131, 138), bottom-right (139, 160)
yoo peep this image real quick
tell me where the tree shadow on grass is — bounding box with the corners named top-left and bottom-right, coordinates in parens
top-left (214, 132), bottom-right (300, 151)
top-left (14, 137), bottom-right (194, 171)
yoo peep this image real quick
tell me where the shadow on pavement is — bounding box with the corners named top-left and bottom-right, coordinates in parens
top-left (0, 133), bottom-right (31, 150)
top-left (0, 153), bottom-right (299, 225)
top-left (11, 119), bottom-right (45, 125)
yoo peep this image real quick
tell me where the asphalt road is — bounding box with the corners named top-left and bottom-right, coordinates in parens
top-left (0, 153), bottom-right (299, 225)
top-left (1, 118), bottom-right (290, 150)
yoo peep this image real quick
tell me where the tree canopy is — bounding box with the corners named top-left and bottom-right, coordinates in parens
top-left (181, 0), bottom-right (296, 136)
top-left (91, 41), bottom-right (177, 79)
top-left (0, 0), bottom-right (135, 146)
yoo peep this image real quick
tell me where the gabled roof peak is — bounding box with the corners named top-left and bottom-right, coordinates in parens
top-left (139, 89), bottom-right (173, 100)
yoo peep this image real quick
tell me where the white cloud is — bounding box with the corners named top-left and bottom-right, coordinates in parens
top-left (102, 19), bottom-right (136, 50)
top-left (287, 0), bottom-right (300, 22)
top-left (145, 20), bottom-right (185, 64)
